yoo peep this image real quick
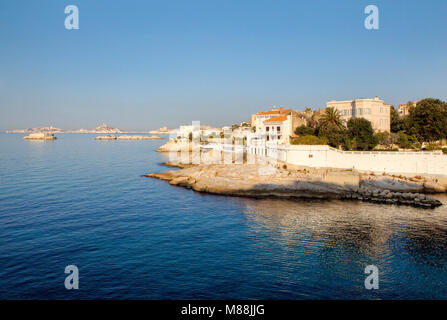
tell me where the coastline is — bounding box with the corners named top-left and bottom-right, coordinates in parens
top-left (146, 161), bottom-right (445, 208)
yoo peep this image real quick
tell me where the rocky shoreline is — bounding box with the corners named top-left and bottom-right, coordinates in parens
top-left (95, 135), bottom-right (164, 140)
top-left (156, 140), bottom-right (196, 152)
top-left (146, 163), bottom-right (444, 208)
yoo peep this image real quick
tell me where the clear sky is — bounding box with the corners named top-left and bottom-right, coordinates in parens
top-left (1, 0), bottom-right (446, 131)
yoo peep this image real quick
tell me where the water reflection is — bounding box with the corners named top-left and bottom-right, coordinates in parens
top-left (239, 195), bottom-right (447, 266)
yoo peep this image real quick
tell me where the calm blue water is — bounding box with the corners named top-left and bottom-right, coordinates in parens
top-left (1, 133), bottom-right (447, 299)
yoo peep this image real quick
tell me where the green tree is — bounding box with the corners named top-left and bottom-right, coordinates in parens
top-left (403, 98), bottom-right (447, 142)
top-left (397, 131), bottom-right (420, 149)
top-left (374, 131), bottom-right (399, 149)
top-left (346, 118), bottom-right (378, 150)
top-left (319, 107), bottom-right (344, 130)
top-left (318, 123), bottom-right (346, 148)
top-left (374, 131), bottom-right (389, 145)
top-left (390, 106), bottom-right (403, 133)
top-left (294, 125), bottom-right (315, 136)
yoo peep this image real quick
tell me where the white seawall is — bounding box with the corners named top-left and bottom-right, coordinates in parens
top-left (248, 145), bottom-right (447, 176)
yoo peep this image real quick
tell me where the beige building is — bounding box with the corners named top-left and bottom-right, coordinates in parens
top-left (326, 97), bottom-right (391, 132)
top-left (252, 107), bottom-right (306, 144)
top-left (398, 101), bottom-right (417, 118)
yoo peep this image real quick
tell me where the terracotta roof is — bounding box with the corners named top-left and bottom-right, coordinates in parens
top-left (264, 116), bottom-right (287, 123)
top-left (257, 107), bottom-right (292, 116)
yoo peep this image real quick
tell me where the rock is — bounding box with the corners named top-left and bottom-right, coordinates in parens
top-left (117, 135), bottom-right (164, 140)
top-left (145, 163), bottom-right (444, 208)
top-left (23, 132), bottom-right (56, 140)
top-left (156, 140), bottom-right (197, 152)
top-left (423, 181), bottom-right (447, 193)
top-left (95, 135), bottom-right (116, 140)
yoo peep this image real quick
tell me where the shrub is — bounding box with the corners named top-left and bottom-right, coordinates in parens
top-left (374, 131), bottom-right (389, 145)
top-left (374, 131), bottom-right (399, 149)
top-left (442, 148), bottom-right (447, 155)
top-left (397, 131), bottom-right (421, 149)
top-left (373, 148), bottom-right (399, 152)
top-left (290, 135), bottom-right (328, 145)
top-left (425, 143), bottom-right (442, 151)
top-left (294, 125), bottom-right (315, 136)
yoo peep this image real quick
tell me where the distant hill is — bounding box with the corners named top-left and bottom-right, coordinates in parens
top-left (89, 123), bottom-right (123, 133)
top-left (6, 123), bottom-right (124, 134)
top-left (6, 126), bottom-right (64, 133)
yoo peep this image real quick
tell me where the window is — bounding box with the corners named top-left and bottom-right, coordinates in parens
top-left (278, 135), bottom-right (281, 139)
top-left (277, 126), bottom-right (280, 131)
top-left (267, 135), bottom-right (270, 141)
top-left (266, 127), bottom-right (269, 131)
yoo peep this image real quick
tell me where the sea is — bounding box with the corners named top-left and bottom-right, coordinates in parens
top-left (1, 133), bottom-right (447, 299)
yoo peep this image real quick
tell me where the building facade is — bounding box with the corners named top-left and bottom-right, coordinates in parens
top-left (398, 101), bottom-right (417, 118)
top-left (326, 97), bottom-right (391, 132)
top-left (252, 107), bottom-right (306, 144)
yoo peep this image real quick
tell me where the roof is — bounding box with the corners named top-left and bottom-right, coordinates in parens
top-left (257, 107), bottom-right (292, 116)
top-left (263, 116), bottom-right (288, 123)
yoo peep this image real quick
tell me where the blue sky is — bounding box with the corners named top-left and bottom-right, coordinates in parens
top-left (1, 0), bottom-right (446, 131)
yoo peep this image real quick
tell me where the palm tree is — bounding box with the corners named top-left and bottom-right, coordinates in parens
top-left (320, 107), bottom-right (344, 130)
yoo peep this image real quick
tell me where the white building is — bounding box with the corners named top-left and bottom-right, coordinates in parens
top-left (175, 125), bottom-right (222, 140)
top-left (252, 107), bottom-right (306, 144)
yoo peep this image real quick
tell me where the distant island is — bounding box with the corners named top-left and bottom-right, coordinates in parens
top-left (23, 133), bottom-right (57, 140)
top-left (6, 123), bottom-right (178, 135)
top-left (148, 126), bottom-right (175, 134)
top-left (7, 123), bottom-right (124, 134)
top-left (95, 135), bottom-right (165, 140)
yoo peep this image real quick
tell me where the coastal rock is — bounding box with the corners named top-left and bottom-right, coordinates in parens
top-left (23, 132), bottom-right (56, 140)
top-left (146, 163), bottom-right (443, 208)
top-left (95, 135), bottom-right (117, 140)
top-left (156, 140), bottom-right (197, 152)
top-left (116, 135), bottom-right (164, 140)
top-left (360, 176), bottom-right (447, 193)
top-left (162, 162), bottom-right (197, 169)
